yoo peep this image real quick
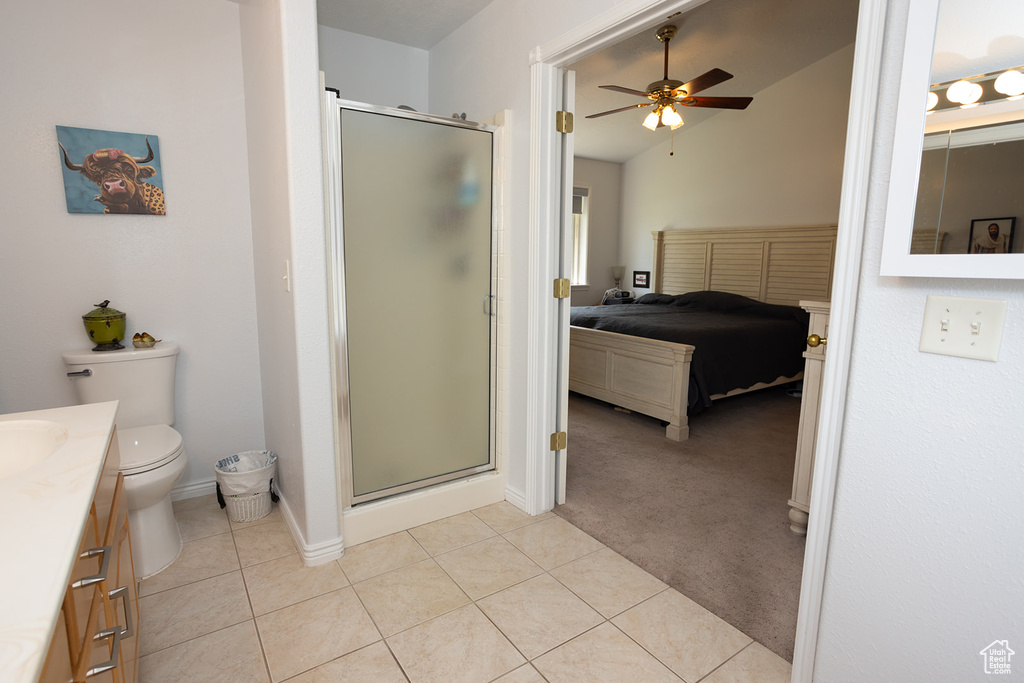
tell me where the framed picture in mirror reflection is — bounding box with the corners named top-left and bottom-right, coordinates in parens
top-left (968, 217), bottom-right (1015, 254)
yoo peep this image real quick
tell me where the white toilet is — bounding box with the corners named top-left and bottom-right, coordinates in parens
top-left (63, 343), bottom-right (188, 579)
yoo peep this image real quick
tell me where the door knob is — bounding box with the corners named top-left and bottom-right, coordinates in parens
top-left (806, 334), bottom-right (827, 348)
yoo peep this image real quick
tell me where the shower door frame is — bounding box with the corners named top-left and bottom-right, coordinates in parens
top-left (324, 97), bottom-right (501, 510)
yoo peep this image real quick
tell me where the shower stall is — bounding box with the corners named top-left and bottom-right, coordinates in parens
top-left (322, 94), bottom-right (500, 517)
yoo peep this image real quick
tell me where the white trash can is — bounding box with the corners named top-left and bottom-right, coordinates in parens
top-left (215, 450), bottom-right (278, 522)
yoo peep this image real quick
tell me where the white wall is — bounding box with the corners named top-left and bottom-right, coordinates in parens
top-left (0, 0), bottom-right (265, 489)
top-left (572, 158), bottom-right (623, 305)
top-left (619, 44), bottom-right (855, 279)
top-left (238, 0), bottom-right (341, 555)
top-left (318, 26), bottom-right (430, 113)
top-left (814, 0), bottom-right (1024, 679)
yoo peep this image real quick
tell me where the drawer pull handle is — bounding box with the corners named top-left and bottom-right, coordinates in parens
top-left (109, 585), bottom-right (134, 638)
top-left (86, 626), bottom-right (124, 677)
top-left (71, 546), bottom-right (111, 589)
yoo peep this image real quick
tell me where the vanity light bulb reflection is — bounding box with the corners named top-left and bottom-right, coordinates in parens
top-left (994, 70), bottom-right (1024, 97)
top-left (962, 83), bottom-right (983, 104)
top-left (926, 91), bottom-right (939, 111)
top-left (945, 79), bottom-right (974, 104)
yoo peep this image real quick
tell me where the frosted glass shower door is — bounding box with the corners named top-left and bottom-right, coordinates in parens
top-left (340, 107), bottom-right (494, 503)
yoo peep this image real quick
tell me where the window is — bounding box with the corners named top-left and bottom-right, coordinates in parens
top-left (571, 187), bottom-right (590, 285)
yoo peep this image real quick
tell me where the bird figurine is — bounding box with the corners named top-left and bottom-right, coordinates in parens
top-left (132, 332), bottom-right (161, 348)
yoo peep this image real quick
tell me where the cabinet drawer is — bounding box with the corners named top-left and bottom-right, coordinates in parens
top-left (43, 429), bottom-right (136, 683)
top-left (83, 596), bottom-right (118, 683)
top-left (67, 507), bottom-right (102, 669)
top-left (102, 473), bottom-right (138, 683)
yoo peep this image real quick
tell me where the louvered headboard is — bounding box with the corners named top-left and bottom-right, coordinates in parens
top-left (651, 225), bottom-right (837, 306)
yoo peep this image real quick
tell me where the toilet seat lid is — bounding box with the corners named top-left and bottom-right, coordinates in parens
top-left (117, 425), bottom-right (184, 475)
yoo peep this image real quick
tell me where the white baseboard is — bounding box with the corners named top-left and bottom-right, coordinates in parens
top-left (172, 479), bottom-right (343, 567)
top-left (276, 494), bottom-right (344, 567)
top-left (504, 485), bottom-right (528, 513)
top-left (171, 478), bottom-right (217, 502)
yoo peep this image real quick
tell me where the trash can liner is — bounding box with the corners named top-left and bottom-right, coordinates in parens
top-left (215, 450), bottom-right (277, 495)
top-left (215, 450), bottom-right (278, 521)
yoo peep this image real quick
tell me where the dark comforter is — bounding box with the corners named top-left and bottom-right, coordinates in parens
top-left (570, 291), bottom-right (809, 413)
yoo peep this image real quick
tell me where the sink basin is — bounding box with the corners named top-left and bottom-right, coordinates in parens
top-left (0, 420), bottom-right (69, 479)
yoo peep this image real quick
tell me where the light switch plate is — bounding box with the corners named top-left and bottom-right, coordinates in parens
top-left (920, 295), bottom-right (1007, 361)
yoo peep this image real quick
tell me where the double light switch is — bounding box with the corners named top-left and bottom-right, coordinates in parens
top-left (919, 295), bottom-right (1007, 362)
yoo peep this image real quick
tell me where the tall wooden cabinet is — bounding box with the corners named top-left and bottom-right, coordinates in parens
top-left (789, 301), bottom-right (830, 536)
top-left (40, 429), bottom-right (138, 683)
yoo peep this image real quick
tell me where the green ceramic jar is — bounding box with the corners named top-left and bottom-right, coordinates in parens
top-left (82, 300), bottom-right (126, 351)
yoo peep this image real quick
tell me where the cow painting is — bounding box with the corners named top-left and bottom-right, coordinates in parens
top-left (56, 126), bottom-right (166, 215)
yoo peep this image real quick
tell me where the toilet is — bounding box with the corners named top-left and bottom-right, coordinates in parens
top-left (62, 343), bottom-right (188, 579)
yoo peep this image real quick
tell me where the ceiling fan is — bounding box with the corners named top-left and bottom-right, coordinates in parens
top-left (586, 24), bottom-right (753, 131)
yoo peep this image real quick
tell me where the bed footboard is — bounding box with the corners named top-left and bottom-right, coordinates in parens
top-left (568, 326), bottom-right (694, 441)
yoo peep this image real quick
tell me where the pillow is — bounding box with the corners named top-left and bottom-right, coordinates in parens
top-left (671, 290), bottom-right (807, 321)
top-left (669, 291), bottom-right (757, 310)
top-left (634, 293), bottom-right (683, 306)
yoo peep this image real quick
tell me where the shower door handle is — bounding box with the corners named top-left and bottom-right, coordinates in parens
top-left (483, 295), bottom-right (495, 316)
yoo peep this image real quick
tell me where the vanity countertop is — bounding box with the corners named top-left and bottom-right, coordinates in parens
top-left (0, 400), bottom-right (118, 682)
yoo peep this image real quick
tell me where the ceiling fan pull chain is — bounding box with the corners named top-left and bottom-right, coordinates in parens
top-left (670, 128), bottom-right (675, 156)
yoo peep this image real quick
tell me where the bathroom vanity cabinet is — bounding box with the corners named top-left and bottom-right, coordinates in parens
top-left (40, 428), bottom-right (139, 683)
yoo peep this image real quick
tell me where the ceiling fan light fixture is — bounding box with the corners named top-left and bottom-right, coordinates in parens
top-left (643, 108), bottom-right (661, 131)
top-left (587, 23), bottom-right (752, 126)
top-left (661, 105), bottom-right (683, 128)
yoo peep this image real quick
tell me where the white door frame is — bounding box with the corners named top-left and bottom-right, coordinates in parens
top-left (524, 0), bottom-right (889, 679)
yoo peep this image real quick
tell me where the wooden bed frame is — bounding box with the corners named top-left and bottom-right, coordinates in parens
top-left (569, 225), bottom-right (837, 441)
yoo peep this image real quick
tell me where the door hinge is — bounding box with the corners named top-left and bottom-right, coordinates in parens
top-left (555, 111), bottom-right (574, 134)
top-left (550, 431), bottom-right (567, 451)
top-left (553, 278), bottom-right (571, 298)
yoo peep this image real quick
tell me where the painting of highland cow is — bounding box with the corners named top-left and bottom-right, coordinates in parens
top-left (56, 125), bottom-right (166, 215)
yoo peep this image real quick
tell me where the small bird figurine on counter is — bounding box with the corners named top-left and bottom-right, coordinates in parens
top-left (132, 332), bottom-right (162, 348)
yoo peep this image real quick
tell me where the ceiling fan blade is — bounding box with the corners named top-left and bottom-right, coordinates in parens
top-left (599, 84), bottom-right (652, 98)
top-left (675, 68), bottom-right (733, 97)
top-left (585, 102), bottom-right (655, 119)
top-left (678, 95), bottom-right (753, 110)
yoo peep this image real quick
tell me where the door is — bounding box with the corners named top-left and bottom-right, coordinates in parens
top-left (337, 105), bottom-right (497, 504)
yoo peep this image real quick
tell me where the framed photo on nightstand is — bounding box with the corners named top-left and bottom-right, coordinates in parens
top-left (968, 217), bottom-right (1015, 254)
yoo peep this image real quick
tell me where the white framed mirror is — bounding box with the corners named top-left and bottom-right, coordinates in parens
top-left (879, 0), bottom-right (1024, 278)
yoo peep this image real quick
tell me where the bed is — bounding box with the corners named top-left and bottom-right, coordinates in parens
top-left (568, 225), bottom-right (837, 441)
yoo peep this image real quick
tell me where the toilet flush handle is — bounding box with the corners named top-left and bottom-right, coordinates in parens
top-left (67, 369), bottom-right (92, 377)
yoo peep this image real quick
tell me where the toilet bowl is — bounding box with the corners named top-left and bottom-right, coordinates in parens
top-left (62, 343), bottom-right (188, 579)
top-left (118, 424), bottom-right (188, 578)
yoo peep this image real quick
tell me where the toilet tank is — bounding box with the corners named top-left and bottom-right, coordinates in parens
top-left (62, 343), bottom-right (180, 430)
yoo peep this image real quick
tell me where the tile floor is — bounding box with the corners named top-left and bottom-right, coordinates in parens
top-left (137, 495), bottom-right (792, 682)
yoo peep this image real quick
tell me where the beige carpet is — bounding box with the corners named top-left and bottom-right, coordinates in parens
top-left (554, 389), bottom-right (806, 662)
